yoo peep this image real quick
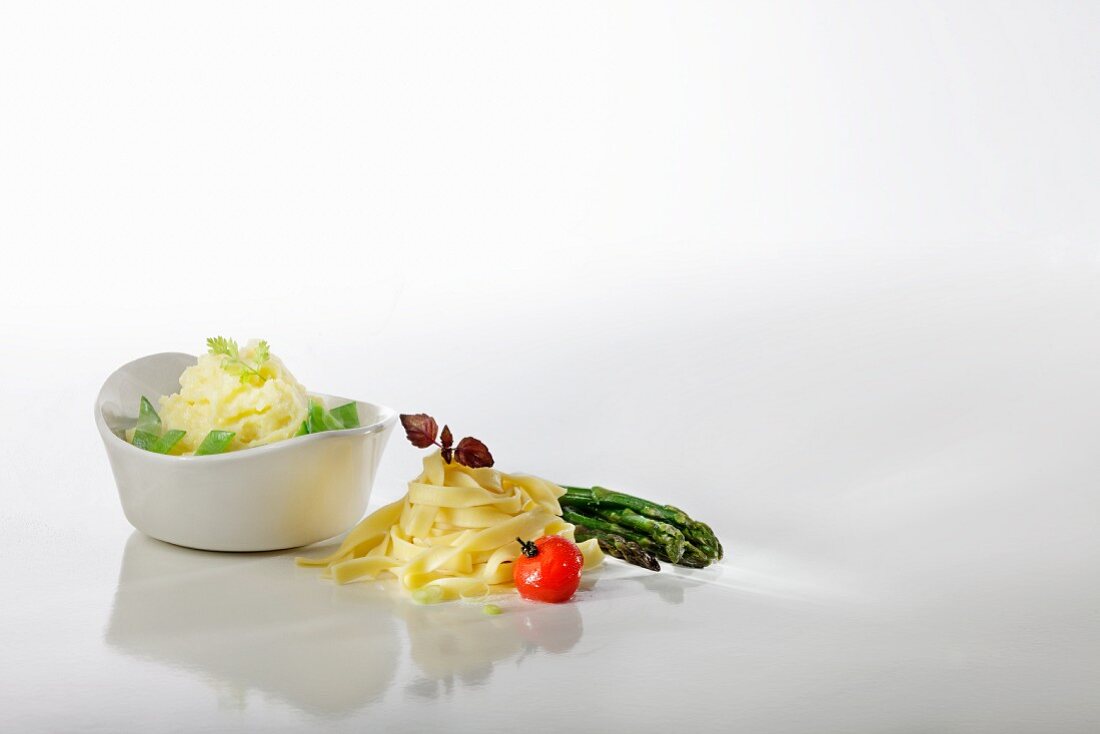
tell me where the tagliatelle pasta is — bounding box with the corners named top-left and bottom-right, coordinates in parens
top-left (297, 451), bottom-right (603, 600)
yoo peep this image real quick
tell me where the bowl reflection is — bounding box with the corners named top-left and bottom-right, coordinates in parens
top-left (105, 532), bottom-right (401, 717)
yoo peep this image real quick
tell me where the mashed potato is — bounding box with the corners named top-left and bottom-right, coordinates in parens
top-left (159, 341), bottom-right (310, 454)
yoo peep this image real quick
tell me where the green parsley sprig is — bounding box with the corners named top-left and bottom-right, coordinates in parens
top-left (206, 336), bottom-right (271, 384)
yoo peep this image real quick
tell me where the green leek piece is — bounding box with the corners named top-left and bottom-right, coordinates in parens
top-left (150, 429), bottom-right (186, 455)
top-left (320, 403), bottom-right (344, 431)
top-left (482, 604), bottom-right (503, 616)
top-left (131, 430), bottom-right (160, 451)
top-left (195, 430), bottom-right (236, 456)
top-left (136, 396), bottom-right (161, 435)
top-left (306, 400), bottom-right (343, 434)
top-left (306, 401), bottom-right (324, 433)
top-left (134, 429), bottom-right (187, 455)
top-left (329, 402), bottom-right (360, 429)
top-left (295, 401), bottom-right (356, 438)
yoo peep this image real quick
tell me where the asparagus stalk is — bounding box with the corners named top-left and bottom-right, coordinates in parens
top-left (666, 505), bottom-right (723, 561)
top-left (564, 510), bottom-right (667, 570)
top-left (588, 507), bottom-right (685, 564)
top-left (566, 509), bottom-right (716, 569)
top-left (561, 483), bottom-right (725, 569)
top-left (573, 527), bottom-right (661, 572)
top-left (562, 509), bottom-right (635, 542)
top-left (562, 485), bottom-right (723, 560)
top-left (562, 508), bottom-right (717, 570)
top-left (677, 540), bottom-right (713, 569)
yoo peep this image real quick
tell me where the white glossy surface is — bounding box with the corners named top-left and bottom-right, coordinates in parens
top-left (96, 353), bottom-right (396, 551)
top-left (3, 2), bottom-right (1100, 732)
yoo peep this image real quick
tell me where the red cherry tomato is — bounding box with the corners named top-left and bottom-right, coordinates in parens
top-left (513, 536), bottom-right (583, 603)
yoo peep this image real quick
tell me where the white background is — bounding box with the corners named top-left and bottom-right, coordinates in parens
top-left (2, 2), bottom-right (1099, 732)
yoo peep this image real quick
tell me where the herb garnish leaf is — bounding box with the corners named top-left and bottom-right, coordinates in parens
top-left (440, 425), bottom-right (454, 463)
top-left (206, 336), bottom-right (271, 384)
top-left (400, 413), bottom-right (439, 449)
top-left (398, 413), bottom-right (494, 468)
top-left (454, 436), bottom-right (493, 468)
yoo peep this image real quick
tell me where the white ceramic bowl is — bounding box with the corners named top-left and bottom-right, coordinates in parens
top-left (95, 352), bottom-right (396, 551)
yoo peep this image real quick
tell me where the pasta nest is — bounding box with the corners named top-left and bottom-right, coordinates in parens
top-left (298, 450), bottom-right (603, 599)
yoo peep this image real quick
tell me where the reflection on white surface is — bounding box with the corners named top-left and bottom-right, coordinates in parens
top-left (103, 533), bottom-right (699, 717)
top-left (103, 532), bottom-right (731, 721)
top-left (399, 598), bottom-right (584, 698)
top-left (105, 533), bottom-right (401, 716)
top-left (91, 462), bottom-right (1100, 733)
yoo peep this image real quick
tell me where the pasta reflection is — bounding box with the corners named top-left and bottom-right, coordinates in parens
top-left (394, 564), bottom-right (722, 696)
top-left (400, 600), bottom-right (584, 698)
top-left (105, 532), bottom-right (400, 717)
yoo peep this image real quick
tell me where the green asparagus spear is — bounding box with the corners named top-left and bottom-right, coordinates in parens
top-left (561, 486), bottom-right (722, 560)
top-left (563, 486), bottom-right (719, 547)
top-left (660, 502), bottom-right (722, 559)
top-left (563, 508), bottom-right (684, 565)
top-left (567, 515), bottom-right (677, 567)
top-left (561, 509), bottom-right (634, 539)
top-left (677, 540), bottom-right (713, 569)
top-left (564, 508), bottom-right (717, 568)
top-left (589, 507), bottom-right (685, 563)
top-left (573, 527), bottom-right (660, 571)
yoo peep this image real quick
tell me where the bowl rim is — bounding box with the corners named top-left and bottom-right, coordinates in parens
top-left (95, 351), bottom-right (397, 463)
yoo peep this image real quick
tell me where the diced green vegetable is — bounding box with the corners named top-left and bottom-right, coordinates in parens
top-left (321, 403), bottom-right (344, 431)
top-left (482, 603), bottom-right (503, 615)
top-left (195, 430), bottom-right (236, 456)
top-left (150, 429), bottom-right (186, 455)
top-left (411, 586), bottom-right (445, 605)
top-left (294, 400), bottom-right (358, 439)
top-left (131, 430), bottom-right (160, 451)
top-left (306, 400), bottom-right (344, 434)
top-left (136, 396), bottom-right (161, 435)
top-left (329, 402), bottom-right (360, 429)
top-left (306, 401), bottom-right (324, 433)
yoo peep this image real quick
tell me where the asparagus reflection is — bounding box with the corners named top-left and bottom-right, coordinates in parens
top-left (105, 532), bottom-right (400, 717)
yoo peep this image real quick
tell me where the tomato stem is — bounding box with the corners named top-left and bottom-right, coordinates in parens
top-left (516, 537), bottom-right (539, 558)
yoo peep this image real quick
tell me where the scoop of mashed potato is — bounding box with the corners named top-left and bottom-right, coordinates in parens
top-left (159, 341), bottom-right (310, 454)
